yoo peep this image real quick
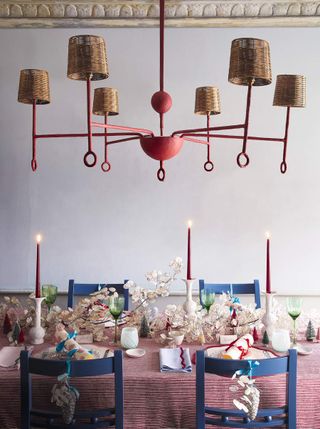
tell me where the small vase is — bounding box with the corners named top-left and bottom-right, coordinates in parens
top-left (29, 297), bottom-right (46, 344)
top-left (182, 279), bottom-right (197, 316)
top-left (262, 292), bottom-right (277, 340)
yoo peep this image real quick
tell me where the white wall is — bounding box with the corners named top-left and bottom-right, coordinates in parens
top-left (0, 26), bottom-right (319, 295)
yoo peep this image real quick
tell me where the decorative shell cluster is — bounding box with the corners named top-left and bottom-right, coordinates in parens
top-left (232, 374), bottom-right (260, 421)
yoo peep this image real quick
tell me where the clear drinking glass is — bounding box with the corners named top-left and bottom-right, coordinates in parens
top-left (201, 289), bottom-right (215, 312)
top-left (41, 284), bottom-right (58, 312)
top-left (109, 295), bottom-right (125, 344)
top-left (286, 297), bottom-right (302, 347)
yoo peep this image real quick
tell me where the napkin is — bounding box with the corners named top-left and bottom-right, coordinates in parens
top-left (159, 347), bottom-right (192, 373)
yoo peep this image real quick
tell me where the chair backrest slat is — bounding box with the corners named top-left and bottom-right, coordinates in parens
top-left (196, 349), bottom-right (297, 429)
top-left (204, 355), bottom-right (289, 377)
top-left (28, 356), bottom-right (114, 377)
top-left (20, 349), bottom-right (124, 429)
top-left (199, 279), bottom-right (261, 308)
top-left (68, 279), bottom-right (129, 310)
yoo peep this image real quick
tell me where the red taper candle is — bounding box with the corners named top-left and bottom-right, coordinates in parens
top-left (35, 234), bottom-right (42, 298)
top-left (187, 220), bottom-right (192, 280)
top-left (266, 232), bottom-right (271, 294)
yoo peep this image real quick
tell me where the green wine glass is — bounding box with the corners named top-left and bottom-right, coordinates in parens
top-left (41, 284), bottom-right (58, 312)
top-left (287, 297), bottom-right (302, 347)
top-left (201, 289), bottom-right (215, 312)
top-left (109, 294), bottom-right (125, 344)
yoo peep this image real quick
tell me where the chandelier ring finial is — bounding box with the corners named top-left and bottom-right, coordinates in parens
top-left (204, 160), bottom-right (214, 172)
top-left (31, 159), bottom-right (37, 171)
top-left (280, 161), bottom-right (287, 174)
top-left (101, 161), bottom-right (111, 172)
top-left (83, 151), bottom-right (97, 167)
top-left (236, 152), bottom-right (250, 168)
top-left (157, 166), bottom-right (166, 181)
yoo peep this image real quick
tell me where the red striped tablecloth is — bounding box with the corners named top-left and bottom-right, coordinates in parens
top-left (0, 336), bottom-right (319, 429)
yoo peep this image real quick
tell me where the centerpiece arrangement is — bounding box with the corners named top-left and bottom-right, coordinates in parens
top-left (1, 224), bottom-right (314, 356)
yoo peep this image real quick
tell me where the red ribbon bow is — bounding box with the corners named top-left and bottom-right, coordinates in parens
top-left (179, 347), bottom-right (186, 369)
top-left (225, 337), bottom-right (251, 359)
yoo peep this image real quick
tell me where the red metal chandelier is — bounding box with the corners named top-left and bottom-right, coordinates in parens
top-left (18, 0), bottom-right (306, 181)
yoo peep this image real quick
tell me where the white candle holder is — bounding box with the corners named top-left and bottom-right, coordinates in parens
top-left (29, 297), bottom-right (46, 344)
top-left (262, 292), bottom-right (277, 340)
top-left (182, 279), bottom-right (197, 316)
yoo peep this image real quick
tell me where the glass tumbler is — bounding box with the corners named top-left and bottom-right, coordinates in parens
top-left (272, 329), bottom-right (291, 352)
top-left (121, 327), bottom-right (139, 349)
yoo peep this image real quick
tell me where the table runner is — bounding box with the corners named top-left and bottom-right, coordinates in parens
top-left (0, 336), bottom-right (319, 428)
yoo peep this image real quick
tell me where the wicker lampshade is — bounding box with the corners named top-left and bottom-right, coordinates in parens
top-left (92, 87), bottom-right (119, 116)
top-left (18, 69), bottom-right (50, 105)
top-left (194, 86), bottom-right (221, 115)
top-left (228, 38), bottom-right (272, 86)
top-left (67, 35), bottom-right (108, 81)
top-left (273, 74), bottom-right (306, 108)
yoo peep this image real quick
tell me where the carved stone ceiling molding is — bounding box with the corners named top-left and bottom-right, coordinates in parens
top-left (1, 0), bottom-right (320, 28)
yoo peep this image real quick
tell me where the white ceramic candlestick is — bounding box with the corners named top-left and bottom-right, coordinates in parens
top-left (182, 279), bottom-right (197, 316)
top-left (262, 292), bottom-right (277, 339)
top-left (29, 297), bottom-right (46, 344)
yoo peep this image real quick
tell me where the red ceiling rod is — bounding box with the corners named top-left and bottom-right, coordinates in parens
top-left (18, 0), bottom-right (305, 181)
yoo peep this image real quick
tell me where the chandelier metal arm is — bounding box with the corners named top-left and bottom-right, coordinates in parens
top-left (31, 100), bottom-right (37, 171)
top-left (205, 113), bottom-right (214, 171)
top-left (181, 133), bottom-right (284, 143)
top-left (171, 124), bottom-right (244, 137)
top-left (237, 81), bottom-right (253, 168)
top-left (160, 0), bottom-right (164, 93)
top-left (281, 107), bottom-right (290, 174)
top-left (30, 77), bottom-right (154, 172)
top-left (84, 77), bottom-right (96, 168)
top-left (35, 132), bottom-right (140, 139)
top-left (183, 136), bottom-right (209, 146)
top-left (91, 121), bottom-right (154, 137)
top-left (101, 113), bottom-right (110, 172)
top-left (179, 104), bottom-right (291, 173)
top-left (106, 136), bottom-right (140, 145)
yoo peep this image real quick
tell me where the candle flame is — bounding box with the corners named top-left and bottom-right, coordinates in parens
top-left (265, 231), bottom-right (271, 239)
top-left (187, 220), bottom-right (192, 228)
top-left (36, 234), bottom-right (42, 243)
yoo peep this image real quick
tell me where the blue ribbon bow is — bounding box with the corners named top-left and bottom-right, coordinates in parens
top-left (236, 360), bottom-right (260, 378)
top-left (229, 296), bottom-right (240, 313)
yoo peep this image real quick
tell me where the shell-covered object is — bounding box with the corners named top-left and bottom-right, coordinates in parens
top-left (247, 386), bottom-right (260, 420)
top-left (233, 375), bottom-right (260, 421)
top-left (51, 381), bottom-right (79, 424)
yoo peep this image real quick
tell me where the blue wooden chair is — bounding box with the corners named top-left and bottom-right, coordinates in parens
top-left (67, 279), bottom-right (129, 310)
top-left (20, 349), bottom-right (124, 429)
top-left (196, 349), bottom-right (297, 428)
top-left (199, 279), bottom-right (261, 309)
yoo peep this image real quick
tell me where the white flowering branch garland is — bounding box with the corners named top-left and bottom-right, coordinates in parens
top-left (149, 294), bottom-right (263, 344)
top-left (123, 256), bottom-right (183, 313)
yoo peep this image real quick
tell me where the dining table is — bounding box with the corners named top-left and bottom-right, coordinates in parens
top-left (0, 335), bottom-right (320, 429)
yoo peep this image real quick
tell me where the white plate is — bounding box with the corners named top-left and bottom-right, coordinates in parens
top-left (104, 318), bottom-right (127, 328)
top-left (297, 345), bottom-right (313, 356)
top-left (0, 346), bottom-right (32, 367)
top-left (34, 344), bottom-right (112, 360)
top-left (205, 345), bottom-right (278, 360)
top-left (126, 348), bottom-right (145, 358)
